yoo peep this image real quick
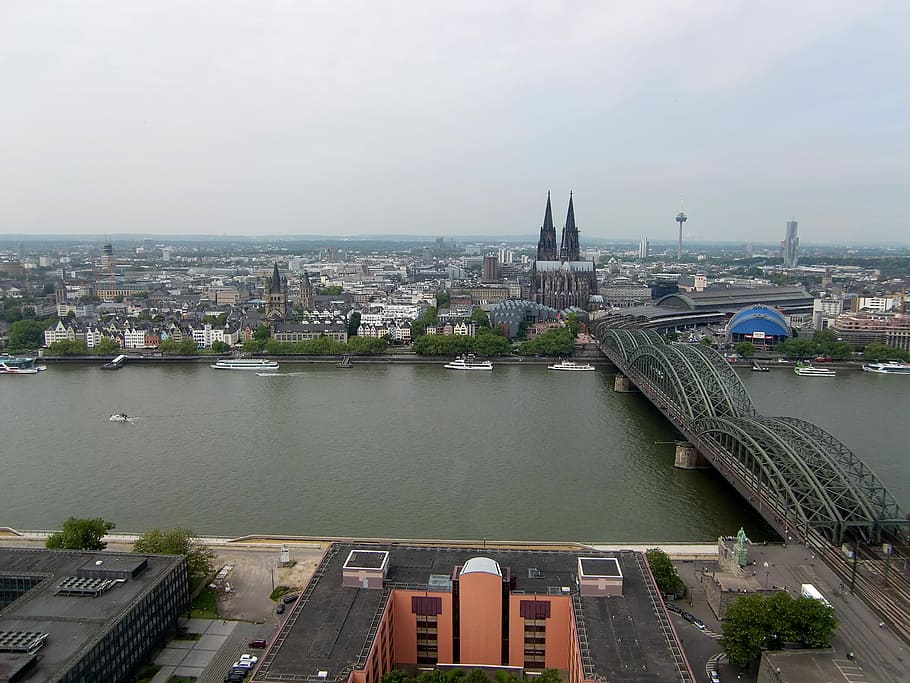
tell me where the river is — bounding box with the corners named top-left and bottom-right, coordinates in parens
top-left (1, 361), bottom-right (906, 542)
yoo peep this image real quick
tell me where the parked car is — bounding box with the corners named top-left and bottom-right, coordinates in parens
top-left (232, 659), bottom-right (254, 670)
top-left (282, 593), bottom-right (300, 604)
top-left (666, 603), bottom-right (682, 614)
top-left (248, 639), bottom-right (267, 649)
top-left (276, 603), bottom-right (285, 614)
top-left (710, 671), bottom-right (720, 683)
top-left (224, 673), bottom-right (245, 683)
top-left (239, 654), bottom-right (258, 664)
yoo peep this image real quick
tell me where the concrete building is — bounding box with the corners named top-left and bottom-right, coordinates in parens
top-left (638, 238), bottom-right (649, 259)
top-left (481, 255), bottom-right (501, 283)
top-left (250, 542), bottom-right (690, 683)
top-left (829, 313), bottom-right (910, 350)
top-left (0, 547), bottom-right (187, 683)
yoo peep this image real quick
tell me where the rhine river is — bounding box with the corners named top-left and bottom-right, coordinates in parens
top-left (2, 361), bottom-right (907, 543)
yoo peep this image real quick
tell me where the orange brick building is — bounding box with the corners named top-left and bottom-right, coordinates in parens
top-left (251, 543), bottom-right (691, 683)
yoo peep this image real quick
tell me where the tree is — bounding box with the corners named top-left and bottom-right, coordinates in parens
top-left (645, 548), bottom-right (684, 597)
top-left (178, 338), bottom-right (199, 355)
top-left (735, 341), bottom-right (756, 357)
top-left (7, 319), bottom-right (49, 351)
top-left (410, 307), bottom-right (438, 339)
top-left (470, 308), bottom-right (490, 329)
top-left (47, 339), bottom-right (89, 355)
top-left (94, 337), bottom-right (121, 355)
top-left (210, 340), bottom-right (231, 353)
top-left (133, 528), bottom-right (216, 579)
top-left (720, 592), bottom-right (838, 667)
top-left (435, 291), bottom-right (450, 309)
top-left (46, 517), bottom-right (115, 551)
top-left (158, 338), bottom-right (179, 354)
top-left (699, 337), bottom-right (713, 347)
top-left (252, 325), bottom-right (272, 341)
top-left (348, 311), bottom-right (362, 337)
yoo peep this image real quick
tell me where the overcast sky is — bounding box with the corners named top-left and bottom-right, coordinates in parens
top-left (1, 1), bottom-right (908, 244)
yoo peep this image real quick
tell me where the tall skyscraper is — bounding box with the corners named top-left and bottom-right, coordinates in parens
top-left (639, 238), bottom-right (649, 259)
top-left (782, 221), bottom-right (799, 268)
top-left (482, 254), bottom-right (501, 283)
top-left (783, 220), bottom-right (799, 268)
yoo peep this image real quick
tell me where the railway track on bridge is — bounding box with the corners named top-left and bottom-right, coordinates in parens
top-left (591, 327), bottom-right (910, 644)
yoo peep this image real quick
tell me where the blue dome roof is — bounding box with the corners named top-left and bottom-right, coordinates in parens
top-left (728, 305), bottom-right (790, 337)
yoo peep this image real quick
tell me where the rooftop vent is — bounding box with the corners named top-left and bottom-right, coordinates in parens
top-left (55, 576), bottom-right (121, 597)
top-left (0, 631), bottom-right (49, 655)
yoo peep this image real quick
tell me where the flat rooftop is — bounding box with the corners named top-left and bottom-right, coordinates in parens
top-left (253, 543), bottom-right (685, 683)
top-left (0, 547), bottom-right (184, 683)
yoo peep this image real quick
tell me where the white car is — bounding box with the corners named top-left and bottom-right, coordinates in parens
top-left (710, 671), bottom-right (720, 683)
top-left (232, 660), bottom-right (253, 669)
top-left (239, 654), bottom-right (259, 664)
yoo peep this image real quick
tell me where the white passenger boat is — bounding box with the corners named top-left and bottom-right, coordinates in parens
top-left (211, 358), bottom-right (280, 370)
top-left (794, 363), bottom-right (836, 377)
top-left (548, 360), bottom-right (595, 371)
top-left (444, 355), bottom-right (493, 371)
top-left (862, 362), bottom-right (910, 375)
top-left (0, 357), bottom-right (47, 374)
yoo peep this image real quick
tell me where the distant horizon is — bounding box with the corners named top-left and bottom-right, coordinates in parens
top-left (1, 232), bottom-right (909, 250)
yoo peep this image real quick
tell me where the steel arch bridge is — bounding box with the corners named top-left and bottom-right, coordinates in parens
top-left (592, 326), bottom-right (906, 544)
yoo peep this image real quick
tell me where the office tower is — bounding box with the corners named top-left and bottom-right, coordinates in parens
top-left (783, 220), bottom-right (799, 268)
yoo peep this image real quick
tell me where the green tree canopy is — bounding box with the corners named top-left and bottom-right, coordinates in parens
top-left (158, 338), bottom-right (179, 354)
top-left (177, 338), bottom-right (199, 355)
top-left (348, 311), bottom-right (362, 337)
top-left (7, 319), bottom-right (49, 351)
top-left (735, 341), bottom-right (756, 357)
top-left (645, 548), bottom-right (685, 597)
top-left (720, 592), bottom-right (838, 667)
top-left (46, 517), bottom-right (115, 551)
top-left (410, 307), bottom-right (438, 339)
top-left (252, 325), bottom-right (272, 341)
top-left (47, 339), bottom-right (89, 356)
top-left (133, 528), bottom-right (216, 579)
top-left (210, 340), bottom-right (231, 353)
top-left (517, 327), bottom-right (576, 356)
top-left (864, 343), bottom-right (910, 362)
top-left (94, 337), bottom-right (121, 355)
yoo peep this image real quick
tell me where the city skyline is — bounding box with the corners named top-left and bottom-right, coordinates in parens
top-left (1, 1), bottom-right (908, 242)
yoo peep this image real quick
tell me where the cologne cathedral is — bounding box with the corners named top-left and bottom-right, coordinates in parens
top-left (530, 193), bottom-right (598, 310)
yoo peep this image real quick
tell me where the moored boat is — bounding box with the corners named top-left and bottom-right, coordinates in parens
top-left (794, 363), bottom-right (836, 377)
top-left (862, 362), bottom-right (910, 375)
top-left (444, 354), bottom-right (493, 371)
top-left (211, 358), bottom-right (280, 370)
top-left (0, 357), bottom-right (46, 374)
top-left (548, 360), bottom-right (595, 371)
top-left (336, 354), bottom-right (354, 368)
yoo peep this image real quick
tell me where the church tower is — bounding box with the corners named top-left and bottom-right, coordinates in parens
top-left (559, 192), bottom-right (581, 262)
top-left (299, 270), bottom-right (314, 311)
top-left (536, 192), bottom-right (558, 261)
top-left (266, 262), bottom-right (288, 319)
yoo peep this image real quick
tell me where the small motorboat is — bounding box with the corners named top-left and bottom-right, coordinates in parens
top-left (109, 413), bottom-right (130, 422)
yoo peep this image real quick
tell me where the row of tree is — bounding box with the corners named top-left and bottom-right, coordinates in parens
top-left (516, 328), bottom-right (577, 357)
top-left (412, 329), bottom-right (512, 356)
top-left (241, 335), bottom-right (389, 355)
top-left (46, 517), bottom-right (215, 580)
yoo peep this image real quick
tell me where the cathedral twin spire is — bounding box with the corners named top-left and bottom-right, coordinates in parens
top-left (537, 192), bottom-right (580, 262)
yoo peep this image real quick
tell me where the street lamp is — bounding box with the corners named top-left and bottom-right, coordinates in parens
top-left (763, 561), bottom-right (770, 589)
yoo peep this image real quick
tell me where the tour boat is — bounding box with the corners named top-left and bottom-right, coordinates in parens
top-left (793, 363), bottom-right (836, 377)
top-left (548, 360), bottom-right (595, 371)
top-left (444, 355), bottom-right (493, 371)
top-left (0, 357), bottom-right (47, 374)
top-left (862, 362), bottom-right (910, 375)
top-left (211, 358), bottom-right (280, 370)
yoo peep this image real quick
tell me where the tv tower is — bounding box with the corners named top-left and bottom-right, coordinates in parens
top-left (675, 209), bottom-right (687, 260)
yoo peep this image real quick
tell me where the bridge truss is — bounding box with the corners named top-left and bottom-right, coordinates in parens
top-left (593, 327), bottom-right (906, 544)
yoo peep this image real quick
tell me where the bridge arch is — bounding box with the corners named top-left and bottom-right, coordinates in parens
top-left (696, 416), bottom-right (902, 543)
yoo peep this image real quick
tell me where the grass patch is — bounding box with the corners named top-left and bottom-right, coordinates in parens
top-left (189, 587), bottom-right (218, 619)
top-left (270, 585), bottom-right (293, 601)
top-left (132, 663), bottom-right (161, 683)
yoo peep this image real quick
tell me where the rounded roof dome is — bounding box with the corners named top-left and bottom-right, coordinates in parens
top-left (459, 557), bottom-right (502, 577)
top-left (728, 305), bottom-right (790, 337)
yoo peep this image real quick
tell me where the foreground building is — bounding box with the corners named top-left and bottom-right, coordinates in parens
top-left (251, 542), bottom-right (692, 683)
top-left (0, 547), bottom-right (187, 683)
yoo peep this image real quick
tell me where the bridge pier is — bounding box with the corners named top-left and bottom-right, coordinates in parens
top-left (613, 374), bottom-right (636, 393)
top-left (674, 442), bottom-right (709, 470)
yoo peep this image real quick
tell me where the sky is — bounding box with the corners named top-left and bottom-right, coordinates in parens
top-left (1, 1), bottom-right (908, 244)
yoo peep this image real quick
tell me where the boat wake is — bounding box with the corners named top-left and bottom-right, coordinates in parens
top-left (257, 371), bottom-right (307, 377)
